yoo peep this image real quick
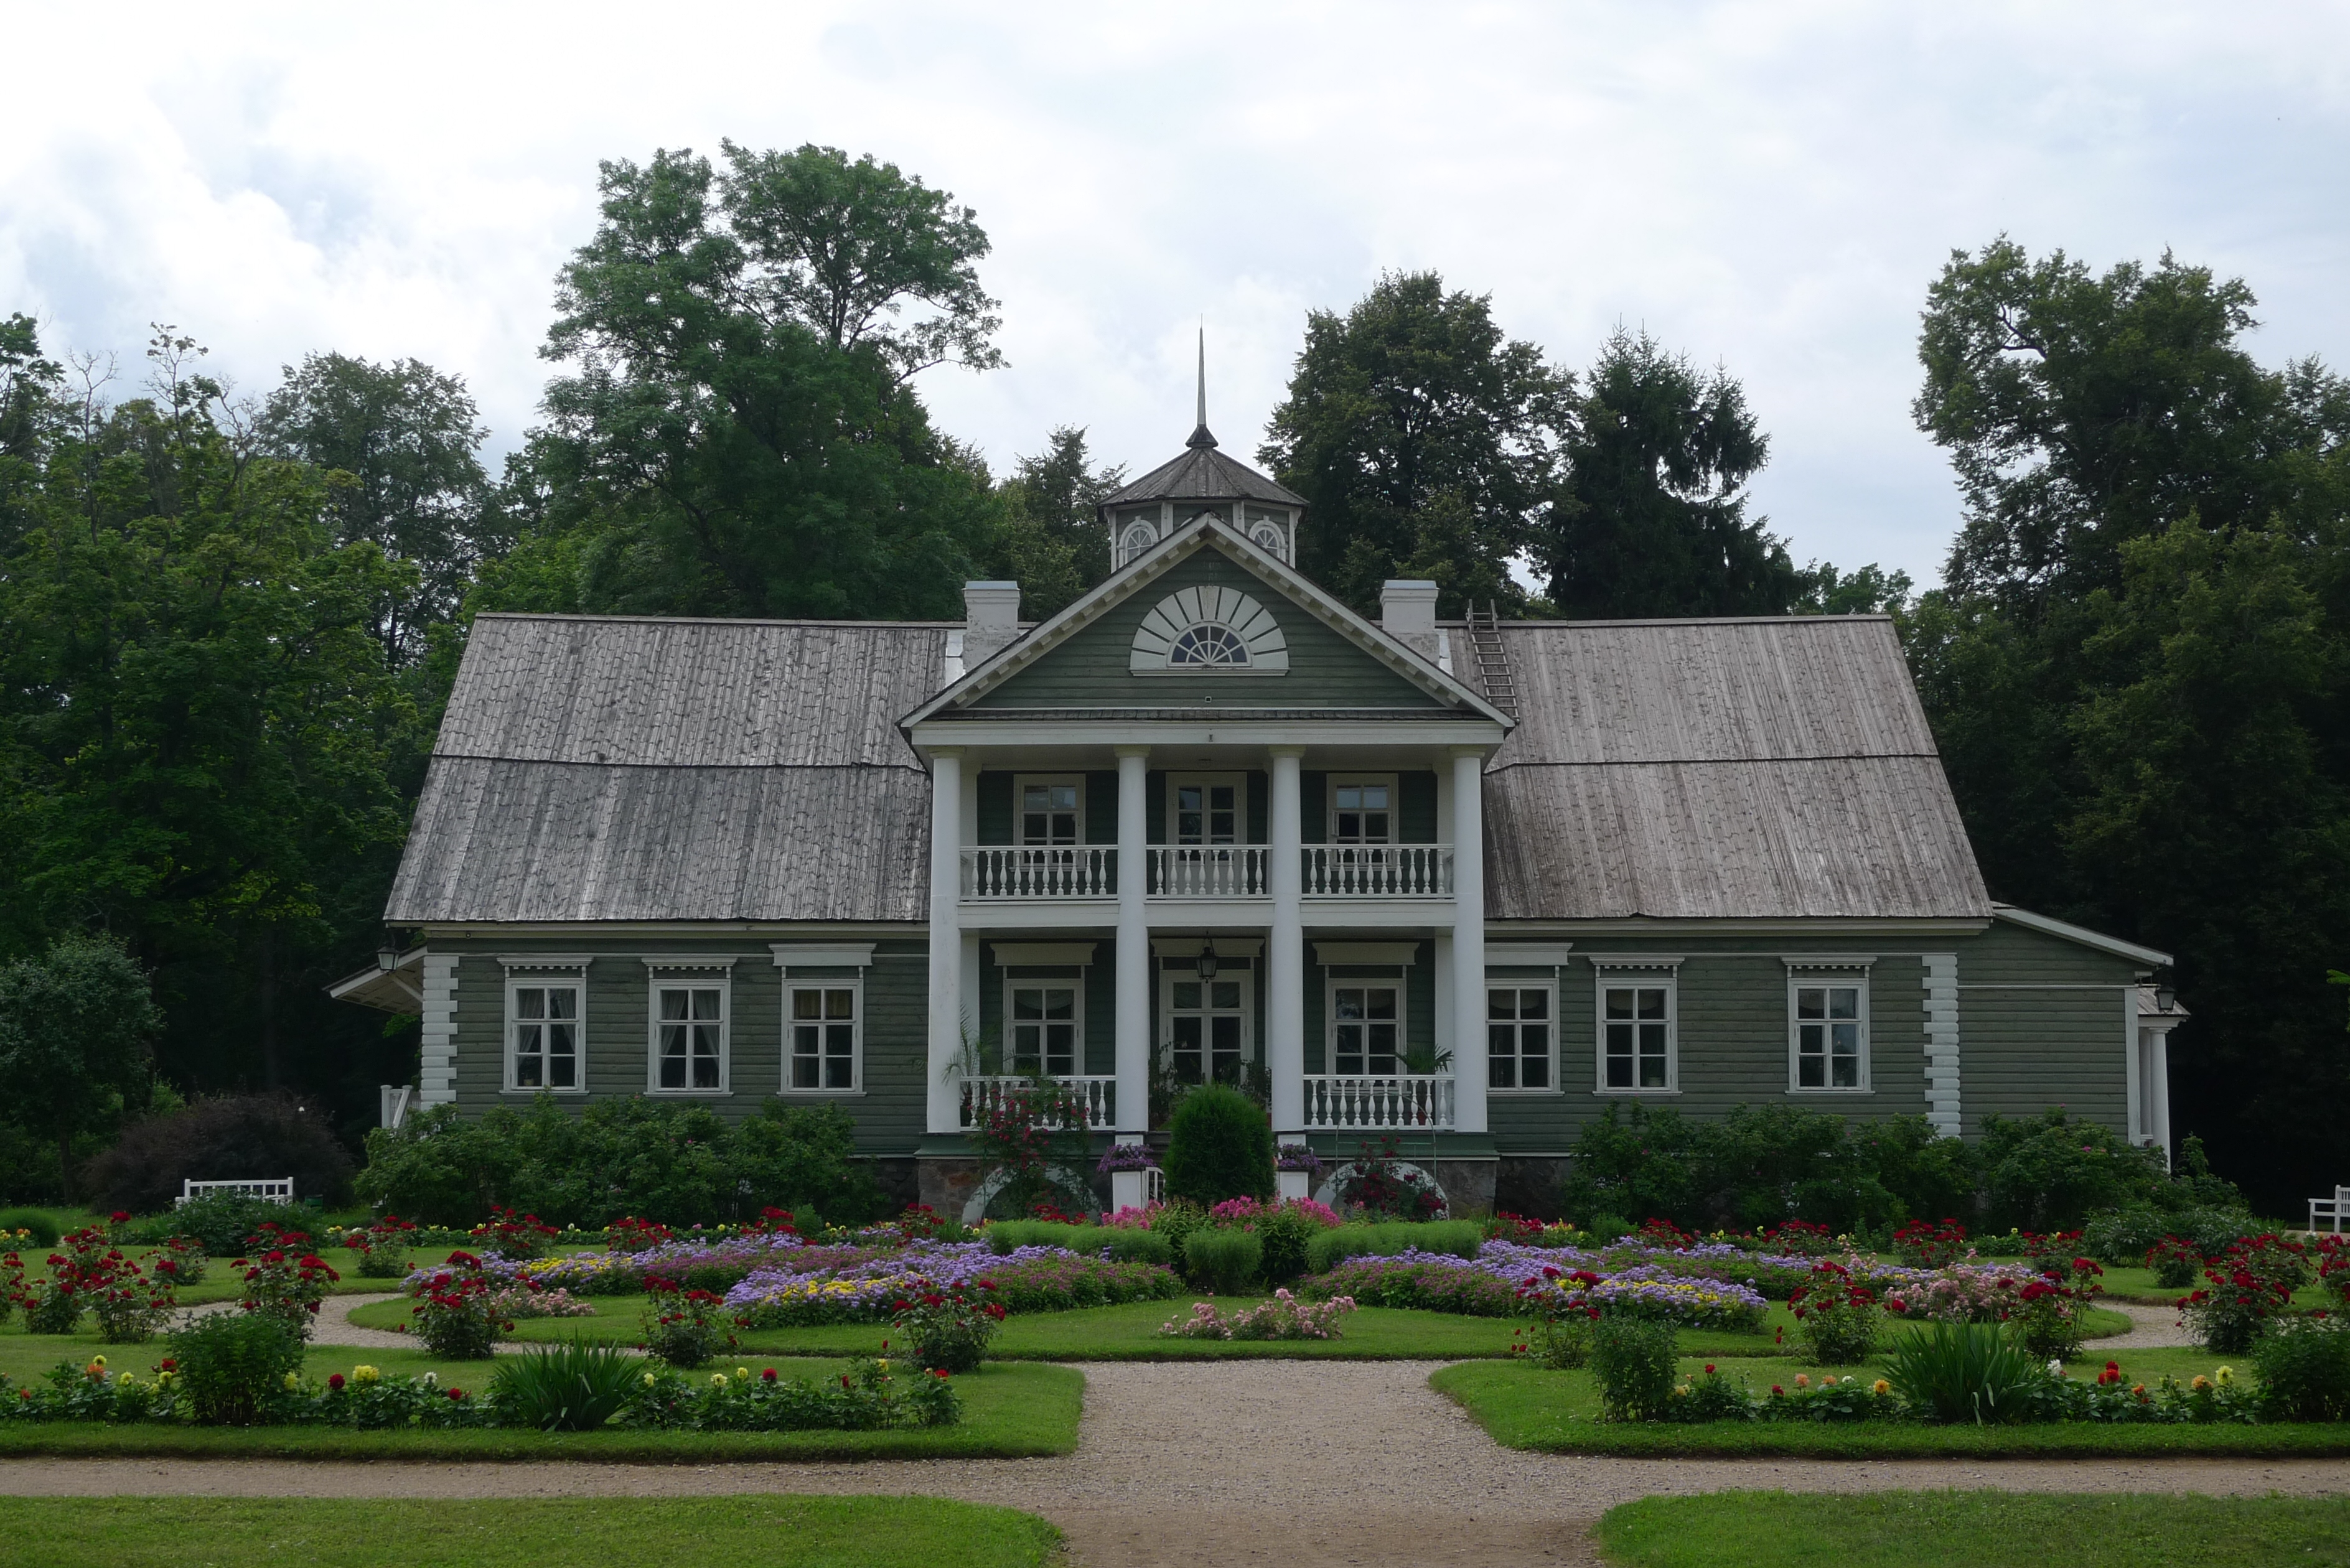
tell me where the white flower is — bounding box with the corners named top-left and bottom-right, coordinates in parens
top-left (2047, 1360), bottom-right (2063, 1376)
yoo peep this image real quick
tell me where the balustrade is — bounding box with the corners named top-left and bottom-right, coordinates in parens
top-left (958, 1075), bottom-right (1115, 1130)
top-left (1301, 1074), bottom-right (1456, 1130)
top-left (1300, 844), bottom-right (1454, 897)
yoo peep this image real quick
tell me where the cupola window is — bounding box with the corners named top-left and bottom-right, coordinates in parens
top-left (1120, 521), bottom-right (1158, 567)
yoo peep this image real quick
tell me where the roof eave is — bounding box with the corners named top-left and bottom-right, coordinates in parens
top-left (1993, 904), bottom-right (2172, 969)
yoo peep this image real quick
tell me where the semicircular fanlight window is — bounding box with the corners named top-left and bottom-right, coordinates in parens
top-left (1167, 623), bottom-right (1252, 666)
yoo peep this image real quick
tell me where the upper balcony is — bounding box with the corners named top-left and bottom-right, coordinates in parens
top-left (958, 845), bottom-right (1455, 904)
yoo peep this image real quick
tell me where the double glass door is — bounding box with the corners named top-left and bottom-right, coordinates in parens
top-left (1164, 965), bottom-right (1251, 1087)
top-left (1164, 775), bottom-right (1245, 895)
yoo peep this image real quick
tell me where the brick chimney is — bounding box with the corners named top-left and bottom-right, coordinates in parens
top-left (1379, 579), bottom-right (1439, 663)
top-left (962, 581), bottom-right (1023, 669)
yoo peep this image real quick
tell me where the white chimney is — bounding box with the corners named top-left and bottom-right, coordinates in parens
top-left (962, 581), bottom-right (1023, 669)
top-left (1379, 579), bottom-right (1440, 663)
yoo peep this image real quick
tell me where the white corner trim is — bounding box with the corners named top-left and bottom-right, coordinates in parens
top-left (1992, 905), bottom-right (2171, 968)
top-left (1315, 941), bottom-right (1420, 967)
top-left (1583, 953), bottom-right (1685, 971)
top-left (1782, 954), bottom-right (1878, 971)
top-left (769, 943), bottom-right (878, 974)
top-left (1922, 952), bottom-right (1962, 1138)
top-left (1487, 943), bottom-right (1576, 967)
top-left (418, 954), bottom-right (459, 1108)
top-left (991, 942), bottom-right (1100, 966)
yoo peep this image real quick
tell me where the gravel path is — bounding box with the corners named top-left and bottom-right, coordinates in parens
top-left (2092, 1301), bottom-right (2196, 1351)
top-left (175, 1293), bottom-right (527, 1353)
top-left (4, 1360), bottom-right (2344, 1568)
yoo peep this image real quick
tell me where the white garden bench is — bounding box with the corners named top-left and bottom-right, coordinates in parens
top-left (2310, 1185), bottom-right (2350, 1235)
top-left (176, 1177), bottom-right (295, 1207)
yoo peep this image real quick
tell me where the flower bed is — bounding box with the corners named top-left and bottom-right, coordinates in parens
top-left (1161, 1289), bottom-right (1357, 1341)
top-left (724, 1241), bottom-right (1179, 1327)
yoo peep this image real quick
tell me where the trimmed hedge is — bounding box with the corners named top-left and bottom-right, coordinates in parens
top-left (1161, 1087), bottom-right (1273, 1206)
top-left (980, 1222), bottom-right (1174, 1266)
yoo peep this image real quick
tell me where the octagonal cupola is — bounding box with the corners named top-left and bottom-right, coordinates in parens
top-left (1099, 331), bottom-right (1306, 569)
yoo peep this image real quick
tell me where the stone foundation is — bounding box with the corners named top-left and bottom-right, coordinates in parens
top-left (917, 1155), bottom-right (983, 1218)
top-left (1431, 1157), bottom-right (1497, 1217)
top-left (1494, 1156), bottom-right (1570, 1220)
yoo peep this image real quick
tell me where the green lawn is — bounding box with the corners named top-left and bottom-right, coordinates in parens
top-left (1433, 1347), bottom-right (2350, 1457)
top-left (1596, 1492), bottom-right (2350, 1567)
top-left (0, 1497), bottom-right (1060, 1568)
top-left (0, 1324), bottom-right (1081, 1460)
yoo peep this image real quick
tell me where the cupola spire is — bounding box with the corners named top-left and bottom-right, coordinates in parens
top-left (1186, 324), bottom-right (1217, 449)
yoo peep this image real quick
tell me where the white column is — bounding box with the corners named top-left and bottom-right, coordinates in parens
top-left (1268, 746), bottom-right (1306, 1137)
top-left (925, 749), bottom-right (965, 1135)
top-left (1115, 746), bottom-right (1151, 1135)
top-left (1450, 746), bottom-right (1488, 1135)
top-left (2148, 1024), bottom-right (2176, 1168)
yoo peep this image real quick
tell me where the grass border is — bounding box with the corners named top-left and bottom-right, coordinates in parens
top-left (1427, 1363), bottom-right (2350, 1458)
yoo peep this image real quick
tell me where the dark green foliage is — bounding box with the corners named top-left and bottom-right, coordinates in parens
top-left (150, 1192), bottom-right (299, 1256)
top-left (1589, 1315), bottom-right (1680, 1422)
top-left (0, 936), bottom-right (164, 1200)
top-left (84, 1094), bottom-right (354, 1214)
top-left (490, 1340), bottom-right (647, 1430)
top-left (1180, 1226), bottom-right (1262, 1294)
top-left (1161, 1086), bottom-right (1273, 1207)
top-left (353, 1097), bottom-right (881, 1228)
top-left (2082, 1205), bottom-right (2250, 1266)
top-left (1541, 326), bottom-right (1797, 618)
top-left (1304, 1221), bottom-right (1484, 1273)
top-left (2254, 1317), bottom-right (2350, 1422)
top-left (1884, 1322), bottom-right (2048, 1426)
top-left (1975, 1108), bottom-right (2173, 1231)
top-left (1260, 269), bottom-right (1570, 617)
top-left (1252, 1205), bottom-right (1322, 1286)
top-left (256, 352), bottom-right (492, 670)
top-left (0, 1208), bottom-right (63, 1246)
top-left (487, 143), bottom-right (1001, 621)
top-left (978, 426), bottom-right (1126, 620)
top-left (167, 1310), bottom-right (306, 1426)
top-left (1906, 239), bottom-right (2350, 1217)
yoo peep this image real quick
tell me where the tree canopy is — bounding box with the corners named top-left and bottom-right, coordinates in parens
top-left (1260, 270), bottom-right (1571, 617)
top-left (978, 424), bottom-right (1127, 620)
top-left (0, 930), bottom-right (166, 1198)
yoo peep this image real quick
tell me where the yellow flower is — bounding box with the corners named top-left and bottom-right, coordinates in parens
top-left (283, 1373), bottom-right (301, 1390)
top-left (711, 1373), bottom-right (728, 1388)
top-left (735, 1367), bottom-right (750, 1381)
top-left (90, 1355), bottom-right (107, 1368)
top-left (2216, 1366), bottom-right (2234, 1385)
top-left (1872, 1379), bottom-right (1891, 1396)
top-left (352, 1365), bottom-right (380, 1384)
top-left (154, 1371), bottom-right (174, 1387)
top-left (642, 1373), bottom-right (657, 1387)
top-left (878, 1358), bottom-right (889, 1373)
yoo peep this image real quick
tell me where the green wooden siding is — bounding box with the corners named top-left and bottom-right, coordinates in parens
top-left (1954, 922), bottom-right (2135, 1136)
top-left (968, 549), bottom-right (1446, 710)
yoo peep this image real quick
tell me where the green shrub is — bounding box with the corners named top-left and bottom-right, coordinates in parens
top-left (1304, 1220), bottom-right (1482, 1274)
top-left (489, 1339), bottom-right (645, 1430)
top-left (0, 1207), bottom-right (62, 1247)
top-left (168, 1310), bottom-right (306, 1426)
top-left (1254, 1205), bottom-right (1321, 1284)
top-left (982, 1221), bottom-right (1173, 1266)
top-left (83, 1093), bottom-right (355, 1214)
top-left (353, 1096), bottom-right (882, 1228)
top-left (1883, 1321), bottom-right (2043, 1425)
top-left (1589, 1315), bottom-right (1679, 1422)
top-left (1146, 1199), bottom-right (1207, 1260)
top-left (1182, 1226), bottom-right (1263, 1293)
top-left (1161, 1086), bottom-right (1273, 1207)
top-left (148, 1192), bottom-right (289, 1255)
top-left (1586, 1213), bottom-right (1632, 1243)
top-left (1977, 1108), bottom-right (2170, 1231)
top-left (2254, 1316), bottom-right (2350, 1422)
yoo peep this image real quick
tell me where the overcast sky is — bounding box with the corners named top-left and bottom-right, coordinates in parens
top-left (5, 2), bottom-right (2344, 587)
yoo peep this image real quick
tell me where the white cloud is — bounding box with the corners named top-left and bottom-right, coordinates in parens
top-left (4, 0), bottom-right (2344, 586)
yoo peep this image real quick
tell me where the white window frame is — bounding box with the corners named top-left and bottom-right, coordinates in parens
top-left (1593, 966), bottom-right (1678, 1095)
top-left (1118, 518), bottom-right (1159, 568)
top-left (1161, 963), bottom-right (1254, 1088)
top-left (1326, 974), bottom-right (1407, 1078)
top-left (1167, 772), bottom-right (1248, 846)
top-left (781, 976), bottom-right (864, 1095)
top-left (645, 968), bottom-right (731, 1096)
top-left (1003, 976), bottom-right (1085, 1080)
top-left (1326, 773), bottom-right (1399, 846)
top-left (1486, 979), bottom-right (1559, 1094)
top-left (502, 963), bottom-right (588, 1094)
top-left (1787, 971), bottom-right (1871, 1094)
top-left (1013, 774), bottom-right (1085, 848)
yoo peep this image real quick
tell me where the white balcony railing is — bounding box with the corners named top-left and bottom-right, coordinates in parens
top-left (1149, 846), bottom-right (1269, 897)
top-left (1301, 1075), bottom-right (1456, 1131)
top-left (962, 846), bottom-right (1115, 899)
top-left (1301, 845), bottom-right (1454, 897)
top-left (959, 1074), bottom-right (1115, 1130)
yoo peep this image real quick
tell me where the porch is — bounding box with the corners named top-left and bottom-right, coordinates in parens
top-left (957, 1071), bottom-right (1459, 1131)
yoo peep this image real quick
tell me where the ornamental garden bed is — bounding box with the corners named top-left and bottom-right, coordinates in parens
top-left (0, 1496), bottom-right (1063, 1568)
top-left (1594, 1491), bottom-right (2350, 1568)
top-left (1431, 1345), bottom-right (2350, 1458)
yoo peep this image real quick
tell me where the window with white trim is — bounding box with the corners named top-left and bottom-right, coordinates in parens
top-left (1487, 984), bottom-right (1555, 1091)
top-left (1018, 777), bottom-right (1082, 848)
top-left (1119, 521), bottom-right (1158, 567)
top-left (785, 981), bottom-right (861, 1092)
top-left (1597, 975), bottom-right (1675, 1092)
top-left (507, 976), bottom-right (584, 1091)
top-left (650, 977), bottom-right (727, 1093)
top-left (1327, 777), bottom-right (1395, 844)
top-left (1006, 982), bottom-right (1080, 1077)
top-left (1330, 982), bottom-right (1402, 1076)
top-left (1790, 976), bottom-right (1869, 1091)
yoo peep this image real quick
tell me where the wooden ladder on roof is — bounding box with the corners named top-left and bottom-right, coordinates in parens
top-left (1466, 601), bottom-right (1519, 719)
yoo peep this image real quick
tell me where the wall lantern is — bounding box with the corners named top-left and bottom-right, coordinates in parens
top-left (377, 945), bottom-right (401, 973)
top-left (1197, 938), bottom-right (1220, 981)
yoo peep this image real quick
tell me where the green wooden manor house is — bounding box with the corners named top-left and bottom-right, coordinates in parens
top-left (334, 398), bottom-right (2187, 1220)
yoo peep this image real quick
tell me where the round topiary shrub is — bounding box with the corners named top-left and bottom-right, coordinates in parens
top-left (1161, 1086), bottom-right (1273, 1208)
